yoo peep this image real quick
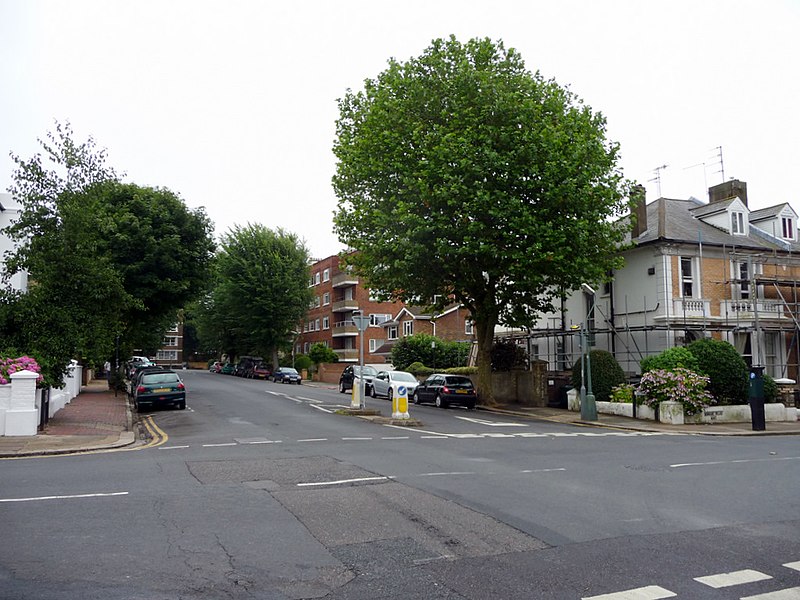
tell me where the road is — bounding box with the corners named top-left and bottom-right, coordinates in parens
top-left (1, 370), bottom-right (799, 599)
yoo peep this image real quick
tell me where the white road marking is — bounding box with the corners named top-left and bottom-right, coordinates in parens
top-left (310, 404), bottom-right (333, 413)
top-left (420, 435), bottom-right (449, 439)
top-left (202, 443), bottom-right (237, 447)
top-left (297, 476), bottom-right (391, 487)
top-left (785, 562), bottom-right (800, 572)
top-left (0, 492), bottom-right (129, 503)
top-left (520, 468), bottom-right (566, 473)
top-left (342, 437), bottom-right (372, 441)
top-left (247, 440), bottom-right (281, 444)
top-left (694, 569), bottom-right (772, 588)
top-left (671, 456), bottom-right (800, 468)
top-left (297, 396), bottom-right (318, 402)
top-left (381, 436), bottom-right (410, 439)
top-left (419, 471), bottom-right (475, 477)
top-left (298, 438), bottom-right (328, 442)
top-left (455, 416), bottom-right (529, 427)
top-left (159, 445), bottom-right (190, 450)
top-left (741, 588), bottom-right (800, 600)
top-left (583, 585), bottom-right (676, 599)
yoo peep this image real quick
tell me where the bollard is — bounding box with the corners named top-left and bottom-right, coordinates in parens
top-left (392, 385), bottom-right (410, 419)
top-left (749, 366), bottom-right (766, 431)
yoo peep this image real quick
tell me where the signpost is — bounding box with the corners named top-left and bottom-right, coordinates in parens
top-left (393, 385), bottom-right (410, 419)
top-left (351, 310), bottom-right (370, 409)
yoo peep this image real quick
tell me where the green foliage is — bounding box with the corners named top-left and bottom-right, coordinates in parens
top-left (332, 36), bottom-right (633, 400)
top-left (763, 373), bottom-right (779, 403)
top-left (570, 349), bottom-right (626, 403)
top-left (638, 368), bottom-right (714, 415)
top-left (445, 366), bottom-right (478, 376)
top-left (1, 123), bottom-right (215, 385)
top-left (390, 334), bottom-right (469, 371)
top-left (406, 362), bottom-right (434, 377)
top-left (198, 224), bottom-right (313, 363)
top-left (687, 338), bottom-right (748, 405)
top-left (293, 354), bottom-right (313, 374)
top-left (491, 339), bottom-right (528, 371)
top-left (309, 342), bottom-right (338, 365)
top-left (609, 383), bottom-right (635, 403)
top-left (640, 346), bottom-right (701, 375)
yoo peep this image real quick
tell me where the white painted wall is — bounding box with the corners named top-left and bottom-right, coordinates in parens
top-left (0, 193), bottom-right (27, 292)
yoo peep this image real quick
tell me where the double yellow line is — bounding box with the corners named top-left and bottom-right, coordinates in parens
top-left (138, 416), bottom-right (168, 449)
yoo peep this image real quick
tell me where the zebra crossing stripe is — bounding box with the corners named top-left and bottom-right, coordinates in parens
top-left (582, 585), bottom-right (676, 599)
top-left (694, 569), bottom-right (772, 588)
top-left (740, 587), bottom-right (800, 599)
top-left (784, 562), bottom-right (800, 572)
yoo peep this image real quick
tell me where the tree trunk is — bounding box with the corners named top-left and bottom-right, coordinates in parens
top-left (475, 314), bottom-right (497, 406)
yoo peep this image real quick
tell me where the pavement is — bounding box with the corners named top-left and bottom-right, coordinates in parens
top-left (1, 376), bottom-right (798, 458)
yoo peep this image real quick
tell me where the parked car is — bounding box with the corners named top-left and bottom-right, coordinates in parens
top-left (338, 365), bottom-right (378, 395)
top-left (412, 374), bottom-right (477, 409)
top-left (272, 367), bottom-right (301, 384)
top-left (220, 362), bottom-right (236, 375)
top-left (128, 364), bottom-right (164, 396)
top-left (371, 370), bottom-right (419, 401)
top-left (209, 361), bottom-right (223, 373)
top-left (133, 369), bottom-right (186, 412)
top-left (249, 362), bottom-right (271, 379)
top-left (235, 356), bottom-right (263, 377)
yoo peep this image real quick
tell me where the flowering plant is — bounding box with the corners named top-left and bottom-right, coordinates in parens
top-left (0, 355), bottom-right (44, 385)
top-left (637, 367), bottom-right (714, 415)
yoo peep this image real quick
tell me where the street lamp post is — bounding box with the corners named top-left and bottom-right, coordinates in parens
top-left (580, 283), bottom-right (597, 421)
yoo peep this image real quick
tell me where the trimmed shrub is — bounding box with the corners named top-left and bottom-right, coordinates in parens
top-left (406, 361), bottom-right (434, 377)
top-left (570, 349), bottom-right (625, 403)
top-left (391, 334), bottom-right (469, 371)
top-left (687, 338), bottom-right (748, 405)
top-left (491, 339), bottom-right (528, 371)
top-left (609, 383), bottom-right (635, 403)
top-left (763, 374), bottom-right (779, 403)
top-left (293, 354), bottom-right (313, 374)
top-left (640, 346), bottom-right (701, 375)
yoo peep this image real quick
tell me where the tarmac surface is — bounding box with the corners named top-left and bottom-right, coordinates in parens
top-left (1, 375), bottom-right (798, 458)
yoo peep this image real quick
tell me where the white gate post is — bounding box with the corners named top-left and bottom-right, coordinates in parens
top-left (5, 369), bottom-right (39, 436)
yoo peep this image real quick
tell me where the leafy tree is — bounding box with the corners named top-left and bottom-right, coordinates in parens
top-left (333, 37), bottom-right (632, 402)
top-left (687, 338), bottom-right (748, 405)
top-left (491, 339), bottom-right (528, 371)
top-left (211, 224), bottom-right (312, 368)
top-left (1, 122), bottom-right (215, 382)
top-left (309, 342), bottom-right (338, 366)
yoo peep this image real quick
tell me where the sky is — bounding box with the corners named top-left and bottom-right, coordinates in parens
top-left (1, 1), bottom-right (798, 259)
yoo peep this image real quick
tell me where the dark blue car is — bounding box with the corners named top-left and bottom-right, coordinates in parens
top-left (272, 367), bottom-right (301, 384)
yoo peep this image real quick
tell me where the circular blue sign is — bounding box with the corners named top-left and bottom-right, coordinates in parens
top-left (398, 385), bottom-right (407, 396)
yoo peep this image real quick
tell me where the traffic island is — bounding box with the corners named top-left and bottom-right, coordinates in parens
top-left (334, 408), bottom-right (424, 427)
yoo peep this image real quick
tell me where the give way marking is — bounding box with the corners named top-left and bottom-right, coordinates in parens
top-left (455, 416), bottom-right (528, 427)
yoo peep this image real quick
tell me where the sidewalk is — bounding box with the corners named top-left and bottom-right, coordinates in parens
top-left (0, 379), bottom-right (136, 458)
top-left (2, 380), bottom-right (799, 458)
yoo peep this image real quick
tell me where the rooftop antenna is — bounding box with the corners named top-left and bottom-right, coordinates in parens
top-left (711, 146), bottom-right (725, 182)
top-left (649, 164), bottom-right (668, 197)
top-left (684, 161), bottom-right (708, 191)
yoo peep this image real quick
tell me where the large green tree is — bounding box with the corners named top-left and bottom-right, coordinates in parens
top-left (206, 224), bottom-right (312, 367)
top-left (333, 37), bottom-right (632, 402)
top-left (1, 123), bottom-right (215, 383)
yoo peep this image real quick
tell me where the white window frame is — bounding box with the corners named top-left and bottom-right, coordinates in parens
top-left (731, 211), bottom-right (746, 235)
top-left (369, 338), bottom-right (383, 353)
top-left (315, 318), bottom-right (320, 331)
top-left (323, 316), bottom-right (329, 330)
top-left (465, 320), bottom-right (474, 335)
top-left (369, 313), bottom-right (391, 326)
top-left (680, 256), bottom-right (697, 298)
top-left (323, 292), bottom-right (330, 305)
top-left (387, 325), bottom-right (398, 340)
top-left (782, 216), bottom-right (795, 240)
top-left (402, 320), bottom-right (413, 336)
top-left (157, 349), bottom-right (178, 361)
top-left (323, 268), bottom-right (330, 282)
top-left (314, 272), bottom-right (320, 285)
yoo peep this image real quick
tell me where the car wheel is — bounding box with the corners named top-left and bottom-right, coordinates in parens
top-left (412, 391), bottom-right (420, 404)
top-left (388, 388), bottom-right (394, 402)
top-left (371, 386), bottom-right (377, 398)
top-left (339, 381), bottom-right (347, 393)
top-left (467, 401), bottom-right (476, 410)
top-left (435, 394), bottom-right (448, 409)
top-left (178, 400), bottom-right (186, 410)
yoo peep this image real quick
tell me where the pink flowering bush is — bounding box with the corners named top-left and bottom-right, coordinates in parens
top-left (0, 355), bottom-right (44, 385)
top-left (637, 367), bottom-right (714, 415)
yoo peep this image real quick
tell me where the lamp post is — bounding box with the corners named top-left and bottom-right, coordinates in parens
top-left (351, 310), bottom-right (370, 409)
top-left (580, 283), bottom-right (598, 421)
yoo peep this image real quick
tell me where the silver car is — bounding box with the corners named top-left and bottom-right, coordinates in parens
top-left (370, 370), bottom-right (419, 401)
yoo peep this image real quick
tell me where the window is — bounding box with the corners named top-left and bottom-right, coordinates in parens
top-left (680, 257), bottom-right (694, 298)
top-left (314, 271), bottom-right (320, 285)
top-left (323, 268), bottom-right (330, 282)
top-left (162, 336), bottom-right (179, 347)
top-left (369, 313), bottom-right (391, 326)
top-left (303, 342), bottom-right (309, 354)
top-left (303, 322), bottom-right (309, 332)
top-left (735, 261), bottom-right (750, 299)
top-left (156, 350), bottom-right (178, 361)
top-left (323, 292), bottom-right (330, 305)
top-left (465, 320), bottom-right (474, 335)
top-left (402, 320), bottom-right (413, 336)
top-left (369, 339), bottom-right (384, 353)
top-left (387, 325), bottom-right (398, 340)
top-left (315, 319), bottom-right (320, 331)
top-left (323, 316), bottom-right (329, 330)
top-left (315, 296), bottom-right (321, 308)
top-left (782, 216), bottom-right (795, 240)
top-left (166, 324), bottom-right (179, 333)
top-left (731, 211), bottom-right (745, 235)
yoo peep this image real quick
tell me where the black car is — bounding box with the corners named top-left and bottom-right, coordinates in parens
top-left (133, 370), bottom-right (186, 411)
top-left (272, 367), bottom-right (301, 384)
top-left (412, 374), bottom-right (477, 409)
top-left (338, 365), bottom-right (378, 395)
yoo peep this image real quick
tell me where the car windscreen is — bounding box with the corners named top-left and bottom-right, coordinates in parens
top-left (392, 372), bottom-right (417, 382)
top-left (283, 368), bottom-right (298, 374)
top-left (142, 373), bottom-right (180, 385)
top-left (444, 376), bottom-right (473, 389)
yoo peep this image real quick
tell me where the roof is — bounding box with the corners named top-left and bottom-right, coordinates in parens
top-left (631, 197), bottom-right (800, 252)
top-left (749, 203), bottom-right (794, 222)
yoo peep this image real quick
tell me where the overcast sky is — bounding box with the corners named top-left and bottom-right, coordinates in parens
top-left (2, 1), bottom-right (798, 258)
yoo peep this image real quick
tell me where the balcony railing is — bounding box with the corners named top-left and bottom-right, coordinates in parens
top-left (333, 348), bottom-right (359, 361)
top-left (332, 272), bottom-right (359, 288)
top-left (332, 299), bottom-right (359, 312)
top-left (332, 322), bottom-right (358, 336)
top-left (720, 299), bottom-right (786, 319)
top-left (671, 298), bottom-right (711, 318)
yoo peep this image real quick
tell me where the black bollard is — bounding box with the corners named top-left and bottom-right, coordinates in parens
top-left (749, 366), bottom-right (766, 431)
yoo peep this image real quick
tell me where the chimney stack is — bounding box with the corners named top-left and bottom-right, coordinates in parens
top-left (630, 184), bottom-right (647, 238)
top-left (709, 179), bottom-right (748, 207)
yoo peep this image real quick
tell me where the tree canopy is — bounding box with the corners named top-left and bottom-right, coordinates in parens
top-left (332, 36), bottom-right (633, 401)
top-left (196, 224), bottom-right (312, 367)
top-left (1, 123), bottom-right (215, 383)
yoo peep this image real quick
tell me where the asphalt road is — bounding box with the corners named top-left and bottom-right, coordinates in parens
top-left (1, 370), bottom-right (799, 599)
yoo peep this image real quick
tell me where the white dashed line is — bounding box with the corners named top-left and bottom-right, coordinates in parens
top-left (159, 445), bottom-right (190, 450)
top-left (202, 443), bottom-right (237, 447)
top-left (381, 436), bottom-right (410, 440)
top-left (694, 569), bottom-right (772, 588)
top-left (297, 476), bottom-right (391, 487)
top-left (419, 471), bottom-right (475, 477)
top-left (298, 438), bottom-right (328, 442)
top-left (583, 585), bottom-right (676, 599)
top-left (785, 562), bottom-right (800, 572)
top-left (310, 404), bottom-right (333, 413)
top-left (0, 492), bottom-right (129, 503)
top-left (342, 437), bottom-right (372, 441)
top-left (671, 456), bottom-right (800, 468)
top-left (741, 588), bottom-right (800, 600)
top-left (520, 468), bottom-right (566, 473)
